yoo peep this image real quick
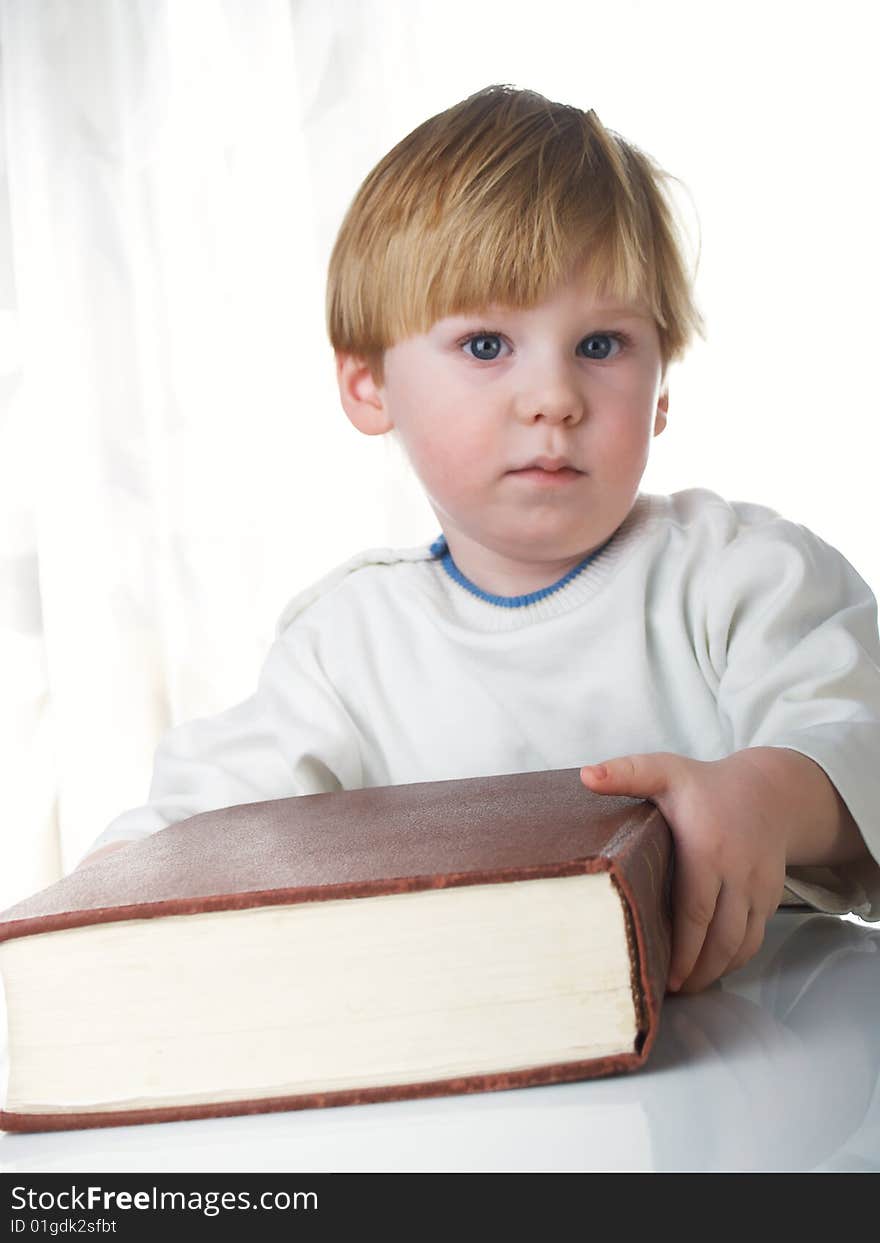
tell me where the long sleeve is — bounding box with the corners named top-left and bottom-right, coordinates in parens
top-left (705, 516), bottom-right (880, 921)
top-left (76, 621), bottom-right (364, 866)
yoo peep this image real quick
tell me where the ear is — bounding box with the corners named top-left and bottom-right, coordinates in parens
top-left (335, 352), bottom-right (393, 436)
top-left (654, 387), bottom-right (668, 436)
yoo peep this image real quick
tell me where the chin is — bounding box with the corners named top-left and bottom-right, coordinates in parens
top-left (499, 531), bottom-right (600, 563)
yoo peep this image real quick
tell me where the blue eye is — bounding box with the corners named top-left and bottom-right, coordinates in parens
top-left (463, 333), bottom-right (506, 361)
top-left (460, 331), bottom-right (626, 362)
top-left (578, 333), bottom-right (624, 360)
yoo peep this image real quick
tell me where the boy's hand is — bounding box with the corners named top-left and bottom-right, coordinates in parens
top-left (580, 751), bottom-right (789, 995)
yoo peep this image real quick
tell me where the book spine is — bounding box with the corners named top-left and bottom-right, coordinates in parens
top-left (606, 806), bottom-right (674, 1060)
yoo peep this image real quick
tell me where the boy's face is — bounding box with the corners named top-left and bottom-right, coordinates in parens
top-left (337, 273), bottom-right (668, 592)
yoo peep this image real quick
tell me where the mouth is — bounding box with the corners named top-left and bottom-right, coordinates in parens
top-left (507, 456), bottom-right (584, 485)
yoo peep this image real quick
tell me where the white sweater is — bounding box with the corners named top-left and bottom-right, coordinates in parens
top-left (84, 487), bottom-right (880, 921)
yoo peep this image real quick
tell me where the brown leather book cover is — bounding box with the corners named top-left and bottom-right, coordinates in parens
top-left (0, 766), bottom-right (673, 1133)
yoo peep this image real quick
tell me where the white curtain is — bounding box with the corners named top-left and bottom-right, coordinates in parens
top-left (0, 0), bottom-right (432, 906)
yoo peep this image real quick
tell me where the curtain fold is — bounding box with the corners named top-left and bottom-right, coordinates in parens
top-left (0, 0), bottom-right (414, 903)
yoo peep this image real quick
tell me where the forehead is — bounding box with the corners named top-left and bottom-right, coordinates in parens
top-left (435, 299), bottom-right (653, 328)
top-left (438, 273), bottom-right (654, 320)
top-left (578, 303), bottom-right (652, 318)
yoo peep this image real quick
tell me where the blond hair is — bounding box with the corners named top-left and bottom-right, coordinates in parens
top-left (326, 84), bottom-right (706, 387)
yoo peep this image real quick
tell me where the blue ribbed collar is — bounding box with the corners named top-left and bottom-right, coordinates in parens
top-left (428, 534), bottom-right (612, 608)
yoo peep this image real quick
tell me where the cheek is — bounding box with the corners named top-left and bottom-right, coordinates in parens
top-left (598, 406), bottom-right (653, 456)
top-left (409, 415), bottom-right (491, 495)
top-left (588, 411), bottom-right (653, 483)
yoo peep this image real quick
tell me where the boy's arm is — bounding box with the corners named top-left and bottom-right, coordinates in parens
top-left (75, 621), bottom-right (363, 870)
top-left (580, 516), bottom-right (880, 993)
top-left (743, 746), bottom-right (870, 868)
top-left (701, 516), bottom-right (880, 918)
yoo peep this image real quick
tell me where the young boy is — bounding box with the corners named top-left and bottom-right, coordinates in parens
top-left (76, 84), bottom-right (880, 996)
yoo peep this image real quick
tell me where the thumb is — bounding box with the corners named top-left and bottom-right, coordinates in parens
top-left (580, 752), bottom-right (677, 801)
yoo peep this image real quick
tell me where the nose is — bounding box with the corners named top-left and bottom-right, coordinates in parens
top-left (512, 359), bottom-right (586, 426)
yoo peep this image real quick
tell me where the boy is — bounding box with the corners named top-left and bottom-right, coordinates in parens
top-left (76, 84), bottom-right (880, 996)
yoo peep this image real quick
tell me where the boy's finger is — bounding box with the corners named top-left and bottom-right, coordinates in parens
top-left (668, 856), bottom-right (722, 990)
top-left (676, 884), bottom-right (750, 994)
top-left (720, 907), bottom-right (768, 978)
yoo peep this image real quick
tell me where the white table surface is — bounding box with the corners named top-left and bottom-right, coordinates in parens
top-left (1, 909), bottom-right (878, 1174)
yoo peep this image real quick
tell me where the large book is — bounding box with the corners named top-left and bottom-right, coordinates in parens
top-left (0, 767), bottom-right (673, 1133)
